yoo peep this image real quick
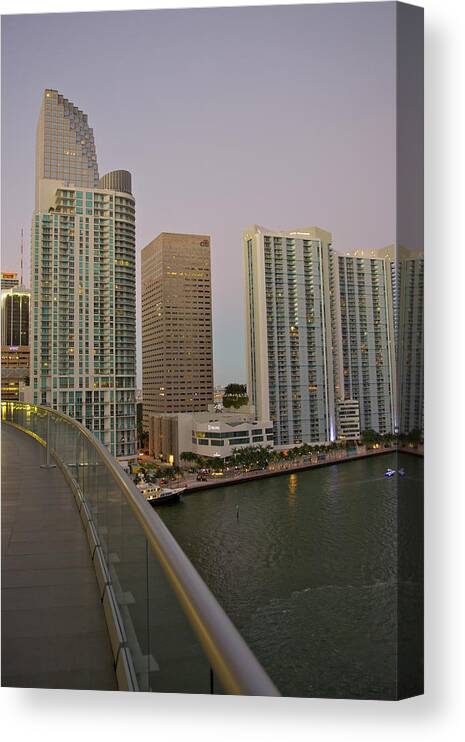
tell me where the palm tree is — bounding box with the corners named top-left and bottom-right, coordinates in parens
top-left (139, 430), bottom-right (149, 450)
top-left (180, 451), bottom-right (197, 462)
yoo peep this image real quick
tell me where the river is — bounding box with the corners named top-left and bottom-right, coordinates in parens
top-left (159, 452), bottom-right (423, 699)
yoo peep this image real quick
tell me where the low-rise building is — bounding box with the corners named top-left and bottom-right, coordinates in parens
top-left (148, 406), bottom-right (274, 464)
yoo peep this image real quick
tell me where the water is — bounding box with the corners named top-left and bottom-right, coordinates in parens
top-left (159, 453), bottom-right (423, 699)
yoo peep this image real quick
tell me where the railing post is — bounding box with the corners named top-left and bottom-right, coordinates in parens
top-left (40, 414), bottom-right (56, 469)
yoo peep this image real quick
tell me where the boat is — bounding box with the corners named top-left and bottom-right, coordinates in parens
top-left (398, 468), bottom-right (406, 476)
top-left (384, 468), bottom-right (396, 477)
top-left (136, 481), bottom-right (185, 506)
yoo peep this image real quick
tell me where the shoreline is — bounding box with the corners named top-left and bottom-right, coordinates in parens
top-left (180, 446), bottom-right (423, 495)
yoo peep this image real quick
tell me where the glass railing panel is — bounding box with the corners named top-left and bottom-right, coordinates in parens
top-left (53, 414), bottom-right (78, 474)
top-left (104, 473), bottom-right (150, 691)
top-left (146, 545), bottom-right (215, 695)
top-left (1, 402), bottom-right (279, 697)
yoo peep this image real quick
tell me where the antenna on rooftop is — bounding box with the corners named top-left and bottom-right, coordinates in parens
top-left (20, 228), bottom-right (24, 286)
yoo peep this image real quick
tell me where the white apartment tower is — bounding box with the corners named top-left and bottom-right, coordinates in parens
top-left (31, 89), bottom-right (136, 457)
top-left (338, 249), bottom-right (397, 435)
top-left (394, 248), bottom-right (424, 434)
top-left (243, 225), bottom-right (342, 447)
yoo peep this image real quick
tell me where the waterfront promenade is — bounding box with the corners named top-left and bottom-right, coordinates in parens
top-left (174, 445), bottom-right (423, 495)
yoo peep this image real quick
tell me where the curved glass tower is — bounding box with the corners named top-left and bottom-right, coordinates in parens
top-left (35, 89), bottom-right (99, 208)
top-left (31, 90), bottom-right (136, 458)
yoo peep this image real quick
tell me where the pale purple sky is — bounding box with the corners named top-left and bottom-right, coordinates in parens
top-left (1, 3), bottom-right (406, 385)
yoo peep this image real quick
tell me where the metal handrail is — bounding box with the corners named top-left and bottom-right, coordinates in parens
top-left (2, 402), bottom-right (280, 697)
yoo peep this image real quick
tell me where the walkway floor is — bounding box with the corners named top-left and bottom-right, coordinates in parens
top-left (1, 424), bottom-right (117, 690)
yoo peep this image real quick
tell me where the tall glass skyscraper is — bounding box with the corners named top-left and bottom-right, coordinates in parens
top-left (31, 89), bottom-right (136, 458)
top-left (35, 89), bottom-right (98, 208)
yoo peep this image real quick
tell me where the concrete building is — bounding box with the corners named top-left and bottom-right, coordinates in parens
top-left (148, 406), bottom-right (273, 464)
top-left (338, 248), bottom-right (397, 435)
top-left (336, 399), bottom-right (360, 441)
top-left (1, 285), bottom-right (30, 401)
top-left (243, 225), bottom-right (342, 447)
top-left (30, 89), bottom-right (136, 458)
top-left (141, 233), bottom-right (214, 431)
top-left (243, 226), bottom-right (421, 442)
top-left (1, 272), bottom-right (20, 290)
top-left (394, 248), bottom-right (424, 434)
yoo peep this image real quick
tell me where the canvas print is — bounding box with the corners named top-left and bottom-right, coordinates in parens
top-left (1, 2), bottom-right (423, 699)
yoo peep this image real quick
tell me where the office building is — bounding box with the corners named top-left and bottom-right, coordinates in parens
top-left (1, 285), bottom-right (31, 401)
top-left (35, 89), bottom-right (98, 210)
top-left (141, 232), bottom-right (214, 431)
top-left (1, 272), bottom-right (20, 290)
top-left (1, 285), bottom-right (30, 349)
top-left (31, 89), bottom-right (136, 457)
top-left (243, 225), bottom-right (342, 447)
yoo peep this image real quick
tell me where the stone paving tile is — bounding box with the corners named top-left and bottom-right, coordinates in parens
top-left (2, 668), bottom-right (117, 691)
top-left (5, 538), bottom-right (90, 557)
top-left (1, 566), bottom-right (99, 589)
top-left (2, 604), bottom-right (107, 639)
top-left (2, 581), bottom-right (102, 611)
top-left (2, 632), bottom-right (116, 678)
top-left (10, 528), bottom-right (84, 543)
top-left (1, 424), bottom-right (116, 691)
top-left (2, 551), bottom-right (93, 571)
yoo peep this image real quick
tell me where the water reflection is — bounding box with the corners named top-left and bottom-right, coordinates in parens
top-left (161, 453), bottom-right (423, 699)
top-left (287, 473), bottom-right (298, 506)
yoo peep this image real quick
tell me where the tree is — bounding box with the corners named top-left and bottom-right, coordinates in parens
top-left (209, 456), bottom-right (224, 471)
top-left (361, 428), bottom-right (382, 445)
top-left (409, 428), bottom-right (423, 444)
top-left (139, 430), bottom-right (149, 449)
top-left (180, 451), bottom-right (199, 464)
top-left (159, 465), bottom-right (180, 481)
top-left (136, 402), bottom-right (143, 445)
top-left (222, 383), bottom-right (249, 409)
top-left (231, 444), bottom-right (273, 470)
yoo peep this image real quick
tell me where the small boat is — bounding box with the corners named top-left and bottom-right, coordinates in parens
top-left (384, 468), bottom-right (396, 477)
top-left (398, 468), bottom-right (406, 477)
top-left (137, 481), bottom-right (185, 506)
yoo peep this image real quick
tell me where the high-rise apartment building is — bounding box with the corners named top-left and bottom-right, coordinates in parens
top-left (394, 248), bottom-right (424, 434)
top-left (336, 399), bottom-right (361, 441)
top-left (141, 232), bottom-right (214, 431)
top-left (338, 249), bottom-right (396, 435)
top-left (31, 89), bottom-right (136, 457)
top-left (243, 225), bottom-right (342, 447)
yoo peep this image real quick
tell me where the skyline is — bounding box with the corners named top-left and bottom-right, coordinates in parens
top-left (1, 3), bottom-right (422, 385)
